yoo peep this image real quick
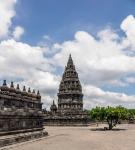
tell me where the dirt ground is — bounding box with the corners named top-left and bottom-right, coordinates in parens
top-left (2, 124), bottom-right (135, 150)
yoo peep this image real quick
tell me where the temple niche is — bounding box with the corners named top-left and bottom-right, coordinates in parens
top-left (43, 54), bottom-right (89, 126)
top-left (0, 80), bottom-right (48, 147)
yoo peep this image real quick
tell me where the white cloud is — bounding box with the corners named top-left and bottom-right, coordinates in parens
top-left (121, 15), bottom-right (135, 50)
top-left (43, 35), bottom-right (51, 40)
top-left (83, 85), bottom-right (135, 109)
top-left (1, 9), bottom-right (135, 109)
top-left (42, 15), bottom-right (135, 109)
top-left (0, 1), bottom-right (59, 109)
top-left (0, 0), bottom-right (17, 38)
top-left (13, 26), bottom-right (25, 40)
top-left (0, 39), bottom-right (60, 109)
top-left (51, 28), bottom-right (135, 86)
top-left (125, 77), bottom-right (135, 84)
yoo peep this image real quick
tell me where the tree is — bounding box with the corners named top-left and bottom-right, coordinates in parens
top-left (90, 106), bottom-right (128, 130)
top-left (128, 109), bottom-right (135, 123)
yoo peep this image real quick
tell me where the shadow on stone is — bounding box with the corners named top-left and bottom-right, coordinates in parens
top-left (90, 128), bottom-right (127, 131)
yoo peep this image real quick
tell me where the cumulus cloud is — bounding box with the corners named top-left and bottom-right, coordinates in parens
top-left (0, 0), bottom-right (17, 38)
top-left (0, 39), bottom-right (60, 109)
top-left (0, 1), bottom-right (135, 110)
top-left (51, 29), bottom-right (135, 86)
top-left (83, 85), bottom-right (135, 109)
top-left (0, 39), bottom-right (50, 74)
top-left (121, 15), bottom-right (135, 49)
top-left (0, 0), bottom-right (59, 109)
top-left (43, 15), bottom-right (135, 109)
top-left (125, 77), bottom-right (135, 84)
top-left (13, 26), bottom-right (25, 40)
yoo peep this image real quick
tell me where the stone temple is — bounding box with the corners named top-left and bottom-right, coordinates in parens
top-left (58, 54), bottom-right (83, 113)
top-left (43, 54), bottom-right (89, 126)
top-left (0, 80), bottom-right (48, 147)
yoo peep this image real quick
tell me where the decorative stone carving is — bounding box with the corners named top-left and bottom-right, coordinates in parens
top-left (57, 54), bottom-right (83, 113)
top-left (0, 80), bottom-right (48, 147)
top-left (44, 54), bottom-right (89, 126)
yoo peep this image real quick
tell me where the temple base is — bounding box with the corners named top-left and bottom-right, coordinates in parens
top-left (44, 121), bottom-right (89, 126)
top-left (0, 129), bottom-right (48, 148)
top-left (44, 116), bottom-right (90, 126)
top-left (43, 111), bottom-right (90, 126)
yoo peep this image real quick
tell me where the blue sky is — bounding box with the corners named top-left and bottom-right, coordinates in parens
top-left (1, 0), bottom-right (135, 109)
top-left (14, 0), bottom-right (135, 44)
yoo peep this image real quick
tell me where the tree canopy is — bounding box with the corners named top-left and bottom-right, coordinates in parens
top-left (90, 106), bottom-right (129, 130)
top-left (128, 109), bottom-right (135, 122)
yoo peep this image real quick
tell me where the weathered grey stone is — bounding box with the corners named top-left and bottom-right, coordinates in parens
top-left (43, 54), bottom-right (90, 126)
top-left (0, 130), bottom-right (48, 147)
top-left (0, 81), bottom-right (48, 147)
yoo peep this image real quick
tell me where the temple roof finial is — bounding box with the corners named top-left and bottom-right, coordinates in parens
top-left (10, 81), bottom-right (14, 88)
top-left (3, 80), bottom-right (7, 86)
top-left (28, 87), bottom-right (31, 93)
top-left (67, 53), bottom-right (73, 67)
top-left (16, 84), bottom-right (20, 90)
top-left (23, 86), bottom-right (26, 91)
top-left (37, 90), bottom-right (41, 100)
top-left (32, 89), bottom-right (35, 93)
top-left (37, 90), bottom-right (40, 95)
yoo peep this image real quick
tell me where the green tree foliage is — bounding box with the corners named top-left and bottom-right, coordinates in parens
top-left (90, 106), bottom-right (128, 130)
top-left (128, 109), bottom-right (135, 122)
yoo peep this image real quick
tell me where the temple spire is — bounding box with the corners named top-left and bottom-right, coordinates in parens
top-left (58, 54), bottom-right (83, 113)
top-left (10, 81), bottom-right (14, 88)
top-left (28, 87), bottom-right (31, 93)
top-left (67, 54), bottom-right (74, 68)
top-left (16, 84), bottom-right (20, 90)
top-left (23, 86), bottom-right (26, 91)
top-left (3, 80), bottom-right (7, 86)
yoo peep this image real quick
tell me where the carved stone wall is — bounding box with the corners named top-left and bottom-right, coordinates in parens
top-left (43, 55), bottom-right (90, 126)
top-left (57, 54), bottom-right (83, 114)
top-left (0, 80), bottom-right (45, 134)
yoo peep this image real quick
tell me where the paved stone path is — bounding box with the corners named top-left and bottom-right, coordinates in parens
top-left (1, 124), bottom-right (135, 150)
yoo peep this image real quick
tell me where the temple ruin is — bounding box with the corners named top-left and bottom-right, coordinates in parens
top-left (0, 80), bottom-right (48, 147)
top-left (43, 54), bottom-right (89, 126)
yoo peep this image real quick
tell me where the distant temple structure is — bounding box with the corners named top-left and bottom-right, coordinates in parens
top-left (58, 54), bottom-right (83, 113)
top-left (0, 80), bottom-right (48, 147)
top-left (43, 54), bottom-right (89, 126)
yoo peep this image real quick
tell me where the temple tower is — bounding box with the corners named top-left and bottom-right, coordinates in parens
top-left (50, 100), bottom-right (57, 114)
top-left (57, 54), bottom-right (83, 113)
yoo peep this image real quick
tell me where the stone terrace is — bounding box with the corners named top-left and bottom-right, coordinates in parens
top-left (2, 124), bottom-right (135, 150)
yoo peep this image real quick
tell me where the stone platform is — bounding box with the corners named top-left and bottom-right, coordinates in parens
top-left (0, 128), bottom-right (48, 148)
top-left (5, 124), bottom-right (135, 150)
top-left (44, 114), bottom-right (90, 126)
